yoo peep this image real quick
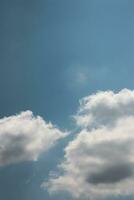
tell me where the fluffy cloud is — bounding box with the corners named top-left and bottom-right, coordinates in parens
top-left (0, 111), bottom-right (66, 166)
top-left (75, 88), bottom-right (134, 128)
top-left (45, 89), bottom-right (134, 199)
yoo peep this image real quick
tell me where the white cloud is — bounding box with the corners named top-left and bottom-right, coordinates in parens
top-left (75, 88), bottom-right (134, 128)
top-left (0, 111), bottom-right (66, 166)
top-left (45, 89), bottom-right (134, 199)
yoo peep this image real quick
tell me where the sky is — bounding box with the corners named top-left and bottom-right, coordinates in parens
top-left (1, 0), bottom-right (134, 200)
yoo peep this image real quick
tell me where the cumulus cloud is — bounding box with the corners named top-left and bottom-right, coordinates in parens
top-left (0, 111), bottom-right (66, 166)
top-left (45, 89), bottom-right (134, 199)
top-left (75, 88), bottom-right (134, 128)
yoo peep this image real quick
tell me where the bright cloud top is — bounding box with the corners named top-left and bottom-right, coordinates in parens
top-left (75, 88), bottom-right (134, 128)
top-left (0, 111), bottom-right (66, 166)
top-left (45, 89), bottom-right (134, 199)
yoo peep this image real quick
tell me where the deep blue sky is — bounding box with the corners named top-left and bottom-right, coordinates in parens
top-left (0, 0), bottom-right (134, 199)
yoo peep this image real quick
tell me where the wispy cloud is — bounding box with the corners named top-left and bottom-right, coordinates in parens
top-left (65, 65), bottom-right (90, 90)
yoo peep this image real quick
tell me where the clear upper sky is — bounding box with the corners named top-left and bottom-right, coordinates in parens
top-left (0, 0), bottom-right (134, 200)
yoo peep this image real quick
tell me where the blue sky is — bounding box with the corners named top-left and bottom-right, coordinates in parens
top-left (1, 0), bottom-right (134, 200)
